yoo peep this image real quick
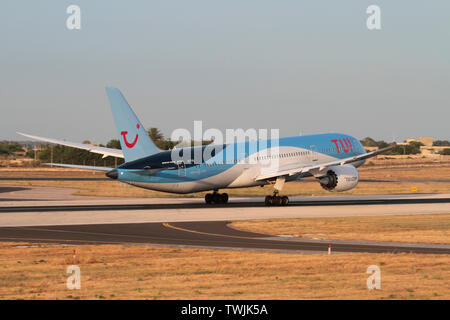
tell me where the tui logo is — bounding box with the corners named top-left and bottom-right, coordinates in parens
top-left (331, 138), bottom-right (353, 154)
top-left (121, 124), bottom-right (140, 148)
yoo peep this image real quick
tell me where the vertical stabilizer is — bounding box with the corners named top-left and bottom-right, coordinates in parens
top-left (105, 87), bottom-right (161, 162)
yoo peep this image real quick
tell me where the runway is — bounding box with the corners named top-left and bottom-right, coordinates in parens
top-left (0, 186), bottom-right (449, 254)
top-left (1, 191), bottom-right (449, 228)
top-left (0, 221), bottom-right (449, 254)
top-left (1, 196), bottom-right (450, 212)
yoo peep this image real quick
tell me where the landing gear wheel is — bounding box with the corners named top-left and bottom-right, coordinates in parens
top-left (221, 193), bottom-right (229, 204)
top-left (205, 192), bottom-right (229, 204)
top-left (276, 196), bottom-right (283, 206)
top-left (213, 193), bottom-right (221, 204)
top-left (264, 195), bottom-right (289, 206)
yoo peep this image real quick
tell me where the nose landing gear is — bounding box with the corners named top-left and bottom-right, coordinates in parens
top-left (205, 191), bottom-right (229, 204)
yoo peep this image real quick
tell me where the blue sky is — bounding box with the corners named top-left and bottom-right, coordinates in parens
top-left (1, 1), bottom-right (449, 143)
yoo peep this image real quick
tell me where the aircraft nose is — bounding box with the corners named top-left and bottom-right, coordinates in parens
top-left (106, 169), bottom-right (118, 180)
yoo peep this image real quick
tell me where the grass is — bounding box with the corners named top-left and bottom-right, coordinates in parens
top-left (232, 214), bottom-right (450, 244)
top-left (0, 242), bottom-right (448, 300)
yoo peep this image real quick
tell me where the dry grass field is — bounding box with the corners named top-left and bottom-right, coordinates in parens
top-left (0, 242), bottom-right (448, 300)
top-left (232, 214), bottom-right (450, 244)
top-left (0, 164), bottom-right (449, 198)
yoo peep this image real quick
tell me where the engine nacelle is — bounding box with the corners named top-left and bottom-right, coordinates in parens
top-left (317, 164), bottom-right (359, 192)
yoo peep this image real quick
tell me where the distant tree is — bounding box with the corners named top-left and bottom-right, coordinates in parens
top-left (0, 147), bottom-right (7, 155)
top-left (408, 141), bottom-right (424, 149)
top-left (158, 140), bottom-right (175, 150)
top-left (25, 149), bottom-right (35, 158)
top-left (147, 127), bottom-right (170, 149)
top-left (360, 137), bottom-right (378, 147)
top-left (388, 141), bottom-right (422, 155)
top-left (0, 142), bottom-right (24, 155)
top-left (106, 139), bottom-right (121, 149)
top-left (376, 141), bottom-right (389, 149)
top-left (148, 128), bottom-right (164, 142)
top-left (438, 148), bottom-right (450, 155)
top-left (433, 140), bottom-right (450, 146)
top-left (360, 137), bottom-right (389, 149)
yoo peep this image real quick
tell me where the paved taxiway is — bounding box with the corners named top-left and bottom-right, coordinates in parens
top-left (0, 186), bottom-right (449, 254)
top-left (0, 221), bottom-right (449, 254)
top-left (0, 193), bottom-right (449, 227)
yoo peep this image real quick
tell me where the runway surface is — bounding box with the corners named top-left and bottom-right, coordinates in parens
top-left (0, 185), bottom-right (449, 254)
top-left (1, 221), bottom-right (449, 254)
top-left (1, 196), bottom-right (449, 212)
top-left (1, 195), bottom-right (450, 227)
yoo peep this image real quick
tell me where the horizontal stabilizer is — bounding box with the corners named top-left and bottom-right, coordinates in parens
top-left (43, 163), bottom-right (113, 171)
top-left (17, 132), bottom-right (124, 159)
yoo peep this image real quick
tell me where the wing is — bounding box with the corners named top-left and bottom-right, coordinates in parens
top-left (17, 132), bottom-right (124, 159)
top-left (255, 143), bottom-right (396, 181)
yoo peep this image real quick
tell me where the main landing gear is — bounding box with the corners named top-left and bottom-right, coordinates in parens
top-left (265, 193), bottom-right (289, 206)
top-left (265, 176), bottom-right (289, 206)
top-left (205, 191), bottom-right (229, 204)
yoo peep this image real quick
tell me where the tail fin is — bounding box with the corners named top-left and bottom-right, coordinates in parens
top-left (105, 87), bottom-right (161, 162)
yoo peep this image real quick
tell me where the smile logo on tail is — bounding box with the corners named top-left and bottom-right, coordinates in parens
top-left (121, 124), bottom-right (140, 148)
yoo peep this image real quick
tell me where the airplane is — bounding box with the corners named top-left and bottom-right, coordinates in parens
top-left (18, 87), bottom-right (395, 206)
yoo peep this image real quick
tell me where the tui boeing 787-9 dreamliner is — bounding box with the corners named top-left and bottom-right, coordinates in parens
top-left (18, 87), bottom-right (395, 206)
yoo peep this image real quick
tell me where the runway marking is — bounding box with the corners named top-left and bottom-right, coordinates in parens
top-left (162, 223), bottom-right (450, 254)
top-left (0, 234), bottom-right (446, 254)
top-left (9, 226), bottom-right (231, 245)
top-left (0, 234), bottom-right (321, 252)
top-left (162, 222), bottom-right (260, 241)
top-left (4, 225), bottom-right (289, 249)
top-left (13, 226), bottom-right (149, 239)
top-left (0, 234), bottom-right (233, 248)
top-left (15, 224), bottom-right (447, 253)
top-left (0, 236), bottom-right (328, 255)
top-left (0, 236), bottom-right (132, 245)
top-left (1, 223), bottom-right (448, 254)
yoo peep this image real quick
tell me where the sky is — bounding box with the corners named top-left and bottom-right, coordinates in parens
top-left (1, 1), bottom-right (449, 144)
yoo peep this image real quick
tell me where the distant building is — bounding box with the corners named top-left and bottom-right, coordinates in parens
top-left (403, 137), bottom-right (433, 147)
top-left (398, 137), bottom-right (448, 156)
top-left (399, 137), bottom-right (431, 147)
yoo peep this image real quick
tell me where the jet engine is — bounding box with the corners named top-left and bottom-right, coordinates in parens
top-left (317, 164), bottom-right (359, 192)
